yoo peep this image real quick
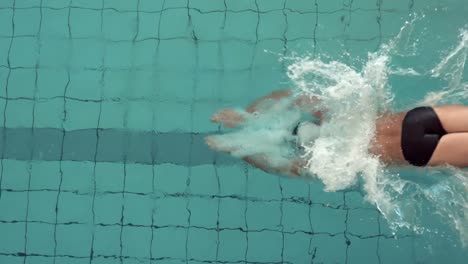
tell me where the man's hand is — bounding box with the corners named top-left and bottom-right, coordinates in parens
top-left (210, 109), bottom-right (246, 128)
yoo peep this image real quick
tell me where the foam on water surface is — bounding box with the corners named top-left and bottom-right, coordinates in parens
top-left (287, 18), bottom-right (468, 246)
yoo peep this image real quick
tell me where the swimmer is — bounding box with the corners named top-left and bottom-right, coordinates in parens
top-left (205, 89), bottom-right (324, 176)
top-left (205, 89), bottom-right (468, 176)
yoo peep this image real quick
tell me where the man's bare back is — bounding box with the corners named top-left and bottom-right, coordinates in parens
top-left (371, 112), bottom-right (407, 165)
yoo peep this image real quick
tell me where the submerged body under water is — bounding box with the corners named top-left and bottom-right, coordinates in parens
top-left (211, 18), bottom-right (468, 247)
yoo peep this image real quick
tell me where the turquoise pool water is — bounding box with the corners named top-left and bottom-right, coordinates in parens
top-left (0, 0), bottom-right (467, 263)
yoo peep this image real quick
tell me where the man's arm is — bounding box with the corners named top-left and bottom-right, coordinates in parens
top-left (210, 89), bottom-right (293, 128)
top-left (247, 89), bottom-right (325, 123)
top-left (246, 89), bottom-right (292, 113)
top-left (211, 89), bottom-right (325, 128)
top-left (242, 155), bottom-right (306, 177)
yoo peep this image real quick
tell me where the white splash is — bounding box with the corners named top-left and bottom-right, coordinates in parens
top-left (389, 67), bottom-right (421, 76)
top-left (287, 21), bottom-right (468, 245)
top-left (419, 29), bottom-right (468, 106)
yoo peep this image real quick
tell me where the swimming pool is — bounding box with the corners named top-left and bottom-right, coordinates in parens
top-left (0, 0), bottom-right (467, 263)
